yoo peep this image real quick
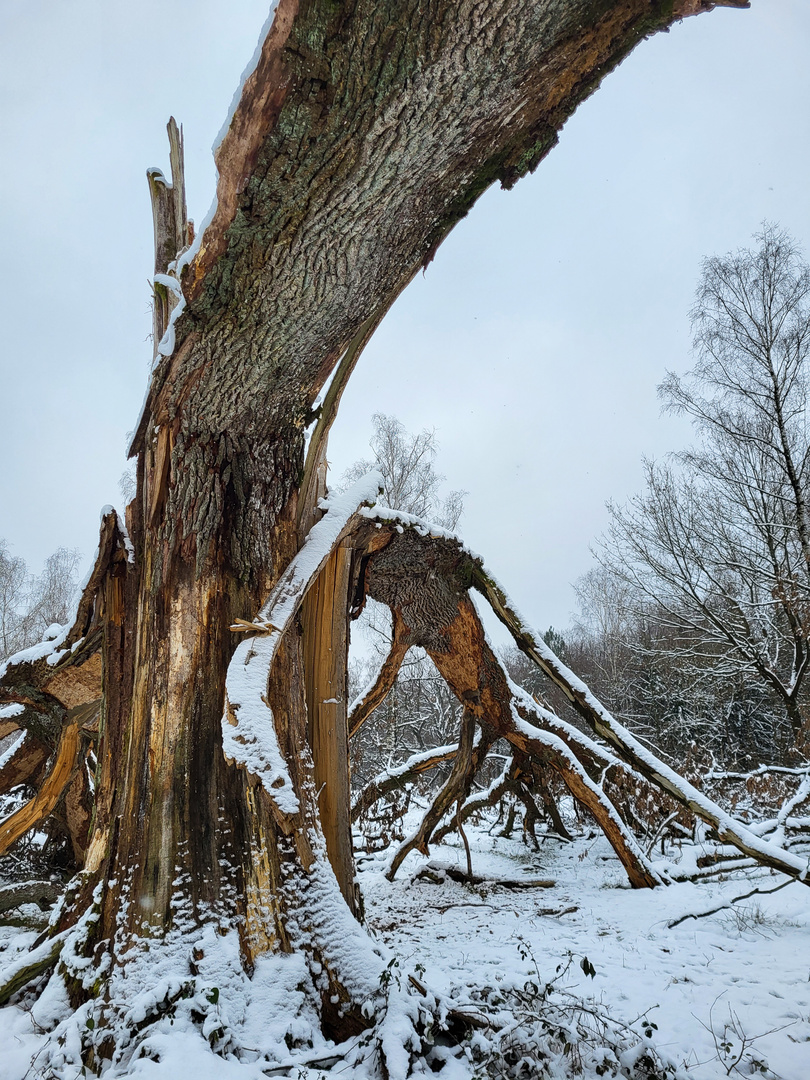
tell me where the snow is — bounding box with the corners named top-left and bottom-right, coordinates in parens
top-left (2, 813), bottom-right (809, 1079)
top-left (0, 728), bottom-right (26, 769)
top-left (358, 504), bottom-right (473, 550)
top-left (155, 295), bottom-right (187, 359)
top-left (223, 473), bottom-right (382, 812)
top-left (153, 273), bottom-right (183, 297)
top-left (475, 560), bottom-right (810, 883)
top-left (0, 622), bottom-right (71, 681)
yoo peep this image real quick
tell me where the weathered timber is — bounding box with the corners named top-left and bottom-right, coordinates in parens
top-left (362, 525), bottom-right (660, 887)
top-left (348, 611), bottom-right (411, 738)
top-left (473, 564), bottom-right (810, 885)
top-left (148, 117), bottom-right (188, 354)
top-left (301, 542), bottom-right (356, 912)
top-left (0, 731), bottom-right (50, 795)
top-left (387, 714), bottom-right (498, 879)
top-left (130, 0), bottom-right (743, 576)
top-left (0, 880), bottom-right (63, 915)
top-left (0, 720), bottom-right (79, 856)
top-left (0, 513), bottom-right (131, 873)
top-left (351, 743), bottom-right (460, 824)
top-left (33, 0), bottom-right (745, 1056)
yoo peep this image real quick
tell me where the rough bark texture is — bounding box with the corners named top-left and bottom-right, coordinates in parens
top-left (1, 0), bottom-right (744, 1056)
top-left (118, 0), bottom-right (718, 990)
top-left (362, 527), bottom-right (660, 888)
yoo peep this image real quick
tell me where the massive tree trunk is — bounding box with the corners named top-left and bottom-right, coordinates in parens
top-left (0, 0), bottom-right (744, 1068)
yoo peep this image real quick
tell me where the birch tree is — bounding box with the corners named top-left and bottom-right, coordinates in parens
top-left (603, 226), bottom-right (810, 753)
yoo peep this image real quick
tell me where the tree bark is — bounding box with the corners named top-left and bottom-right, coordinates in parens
top-left (1, 0), bottom-right (745, 1062)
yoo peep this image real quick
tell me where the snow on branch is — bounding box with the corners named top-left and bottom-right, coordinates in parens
top-left (472, 562), bottom-right (810, 886)
top-left (222, 473), bottom-right (382, 811)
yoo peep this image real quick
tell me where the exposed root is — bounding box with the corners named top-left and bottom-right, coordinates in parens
top-left (0, 931), bottom-right (66, 1007)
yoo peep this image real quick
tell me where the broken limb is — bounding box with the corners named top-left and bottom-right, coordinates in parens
top-left (432, 756), bottom-right (514, 844)
top-left (351, 742), bottom-right (460, 823)
top-left (0, 879), bottom-right (63, 916)
top-left (667, 877), bottom-right (796, 928)
top-left (0, 512), bottom-right (131, 867)
top-left (387, 714), bottom-right (497, 880)
top-left (223, 473), bottom-right (383, 798)
top-left (471, 558), bottom-right (810, 886)
top-left (356, 521), bottom-right (660, 887)
top-left (348, 611), bottom-right (411, 738)
top-left (0, 729), bottom-right (50, 795)
top-left (0, 719), bottom-right (80, 856)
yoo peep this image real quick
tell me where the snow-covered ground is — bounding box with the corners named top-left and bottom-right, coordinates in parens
top-left (1, 818), bottom-right (808, 1079)
top-left (359, 824), bottom-right (810, 1079)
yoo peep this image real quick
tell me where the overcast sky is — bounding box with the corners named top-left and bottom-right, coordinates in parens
top-left (1, 1), bottom-right (809, 636)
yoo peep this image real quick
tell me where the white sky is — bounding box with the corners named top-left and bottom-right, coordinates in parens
top-left (1, 1), bottom-right (809, 635)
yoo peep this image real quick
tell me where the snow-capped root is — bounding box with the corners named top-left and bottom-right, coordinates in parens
top-left (348, 611), bottom-right (411, 738)
top-left (0, 931), bottom-right (66, 1007)
top-left (387, 713), bottom-right (497, 880)
top-left (0, 719), bottom-right (80, 857)
top-left (472, 563), bottom-right (810, 886)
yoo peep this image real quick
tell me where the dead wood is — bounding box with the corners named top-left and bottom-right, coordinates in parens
top-left (472, 563), bottom-right (810, 886)
top-left (0, 880), bottom-right (62, 915)
top-left (433, 760), bottom-right (514, 844)
top-left (351, 743), bottom-right (459, 823)
top-left (0, 720), bottom-right (80, 856)
top-left (0, 934), bottom-right (65, 1008)
top-left (420, 864), bottom-right (555, 890)
top-left (667, 878), bottom-right (795, 929)
top-left (0, 513), bottom-right (131, 865)
top-left (360, 522), bottom-right (662, 888)
top-left (0, 731), bottom-right (50, 795)
top-left (9, 0), bottom-right (747, 1051)
top-left (348, 611), bottom-right (411, 739)
top-left (387, 716), bottom-right (497, 880)
top-left (301, 542), bottom-right (356, 911)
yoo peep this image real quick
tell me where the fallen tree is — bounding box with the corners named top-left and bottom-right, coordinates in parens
top-left (0, 0), bottom-right (760, 1074)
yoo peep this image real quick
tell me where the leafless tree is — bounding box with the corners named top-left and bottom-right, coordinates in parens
top-left (0, 542), bottom-right (29, 658)
top-left (0, 543), bottom-right (81, 659)
top-left (342, 413), bottom-right (465, 529)
top-left (601, 226), bottom-right (810, 753)
top-left (2, 4), bottom-right (778, 1071)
